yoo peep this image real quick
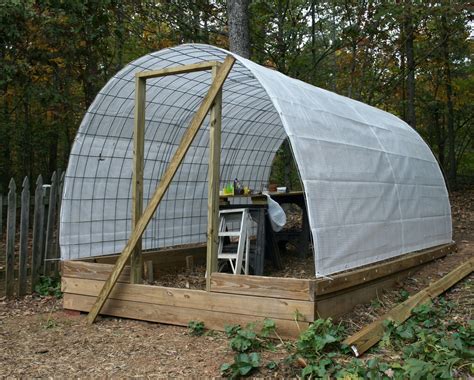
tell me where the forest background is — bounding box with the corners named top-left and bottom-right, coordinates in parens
top-left (0, 0), bottom-right (472, 193)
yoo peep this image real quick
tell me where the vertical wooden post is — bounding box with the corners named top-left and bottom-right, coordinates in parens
top-left (18, 176), bottom-right (30, 296)
top-left (54, 171), bottom-right (65, 275)
top-left (206, 66), bottom-right (223, 291)
top-left (131, 76), bottom-right (146, 283)
top-left (31, 175), bottom-right (45, 289)
top-left (44, 172), bottom-right (57, 275)
top-left (87, 56), bottom-right (235, 324)
top-left (5, 178), bottom-right (16, 298)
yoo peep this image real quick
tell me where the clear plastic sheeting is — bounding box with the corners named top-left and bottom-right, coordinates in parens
top-left (60, 44), bottom-right (452, 277)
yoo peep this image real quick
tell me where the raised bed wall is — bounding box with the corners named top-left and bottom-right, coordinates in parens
top-left (62, 243), bottom-right (455, 338)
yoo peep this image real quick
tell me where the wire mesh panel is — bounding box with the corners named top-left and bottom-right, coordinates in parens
top-left (60, 44), bottom-right (286, 260)
top-left (60, 44), bottom-right (452, 277)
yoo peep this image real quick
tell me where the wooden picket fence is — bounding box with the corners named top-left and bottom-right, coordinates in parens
top-left (0, 171), bottom-right (64, 298)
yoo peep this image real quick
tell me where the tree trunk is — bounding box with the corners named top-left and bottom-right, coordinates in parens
top-left (348, 41), bottom-right (357, 98)
top-left (404, 0), bottom-right (417, 130)
top-left (433, 103), bottom-right (445, 170)
top-left (442, 11), bottom-right (456, 186)
top-left (1, 81), bottom-right (12, 193)
top-left (22, 94), bottom-right (32, 179)
top-left (114, 0), bottom-right (125, 73)
top-left (227, 0), bottom-right (250, 58)
top-left (311, 0), bottom-right (316, 83)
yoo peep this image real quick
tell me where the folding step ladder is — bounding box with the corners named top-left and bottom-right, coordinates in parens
top-left (217, 208), bottom-right (250, 275)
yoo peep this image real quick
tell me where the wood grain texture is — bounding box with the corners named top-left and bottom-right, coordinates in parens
top-left (87, 244), bottom-right (206, 267)
top-left (315, 267), bottom-right (416, 319)
top-left (62, 261), bottom-right (132, 283)
top-left (136, 61), bottom-right (219, 79)
top-left (18, 176), bottom-right (30, 296)
top-left (315, 243), bottom-right (455, 296)
top-left (62, 277), bottom-right (314, 321)
top-left (86, 55), bottom-right (236, 324)
top-left (343, 257), bottom-right (474, 357)
top-left (206, 65), bottom-right (222, 291)
top-left (211, 273), bottom-right (315, 301)
top-left (64, 293), bottom-right (308, 339)
top-left (131, 76), bottom-right (146, 284)
top-left (31, 175), bottom-right (45, 289)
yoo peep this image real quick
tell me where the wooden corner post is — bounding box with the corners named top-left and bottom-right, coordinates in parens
top-left (87, 55), bottom-right (235, 324)
top-left (206, 66), bottom-right (222, 291)
top-left (131, 76), bottom-right (146, 283)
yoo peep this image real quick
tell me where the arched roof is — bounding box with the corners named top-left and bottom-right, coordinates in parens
top-left (60, 44), bottom-right (452, 277)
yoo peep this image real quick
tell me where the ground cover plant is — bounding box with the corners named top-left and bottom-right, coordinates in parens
top-left (1, 191), bottom-right (472, 378)
top-left (34, 276), bottom-right (62, 298)
top-left (215, 290), bottom-right (473, 379)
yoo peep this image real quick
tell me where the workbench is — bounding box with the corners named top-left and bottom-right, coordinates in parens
top-left (219, 191), bottom-right (311, 275)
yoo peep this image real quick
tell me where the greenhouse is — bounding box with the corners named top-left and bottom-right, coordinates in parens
top-left (60, 43), bottom-right (451, 276)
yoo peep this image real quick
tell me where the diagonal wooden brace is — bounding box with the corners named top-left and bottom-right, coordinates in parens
top-left (87, 55), bottom-right (236, 324)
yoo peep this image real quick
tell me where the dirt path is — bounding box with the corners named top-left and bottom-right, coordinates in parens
top-left (0, 188), bottom-right (472, 377)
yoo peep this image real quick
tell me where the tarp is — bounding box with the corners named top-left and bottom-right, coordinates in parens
top-left (60, 44), bottom-right (452, 277)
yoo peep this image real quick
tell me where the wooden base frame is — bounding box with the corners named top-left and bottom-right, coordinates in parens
top-left (63, 242), bottom-right (456, 337)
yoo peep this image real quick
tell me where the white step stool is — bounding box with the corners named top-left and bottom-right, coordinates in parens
top-left (217, 208), bottom-right (251, 275)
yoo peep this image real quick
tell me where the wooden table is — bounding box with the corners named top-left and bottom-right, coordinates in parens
top-left (219, 191), bottom-right (311, 275)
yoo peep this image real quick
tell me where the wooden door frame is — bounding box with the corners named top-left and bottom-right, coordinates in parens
top-left (87, 55), bottom-right (235, 324)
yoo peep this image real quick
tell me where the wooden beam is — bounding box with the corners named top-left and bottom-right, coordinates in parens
top-left (343, 257), bottom-right (474, 357)
top-left (315, 243), bottom-right (455, 296)
top-left (206, 65), bottom-right (222, 291)
top-left (86, 55), bottom-right (236, 324)
top-left (136, 61), bottom-right (220, 79)
top-left (130, 76), bottom-right (146, 284)
top-left (211, 272), bottom-right (315, 301)
top-left (62, 261), bottom-right (131, 283)
top-left (84, 244), bottom-right (206, 266)
top-left (315, 267), bottom-right (415, 319)
top-left (63, 277), bottom-right (314, 321)
top-left (66, 293), bottom-right (308, 339)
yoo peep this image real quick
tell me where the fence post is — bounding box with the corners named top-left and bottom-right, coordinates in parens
top-left (31, 174), bottom-right (44, 289)
top-left (5, 178), bottom-right (16, 298)
top-left (18, 176), bottom-right (30, 296)
top-left (44, 171), bottom-right (57, 276)
top-left (55, 171), bottom-right (64, 273)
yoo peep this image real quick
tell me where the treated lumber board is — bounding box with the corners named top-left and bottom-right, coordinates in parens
top-left (136, 61), bottom-right (220, 79)
top-left (206, 65), bottom-right (222, 291)
top-left (63, 256), bottom-right (209, 283)
top-left (88, 244), bottom-right (207, 266)
top-left (62, 261), bottom-right (132, 283)
top-left (211, 273), bottom-right (315, 301)
top-left (64, 293), bottom-right (308, 339)
top-left (315, 243), bottom-right (455, 296)
top-left (315, 267), bottom-right (415, 319)
top-left (343, 258), bottom-right (474, 357)
top-left (87, 56), bottom-right (236, 324)
top-left (131, 76), bottom-right (146, 284)
top-left (62, 277), bottom-right (315, 321)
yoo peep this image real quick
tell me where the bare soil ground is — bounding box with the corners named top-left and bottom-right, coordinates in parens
top-left (0, 188), bottom-right (473, 378)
